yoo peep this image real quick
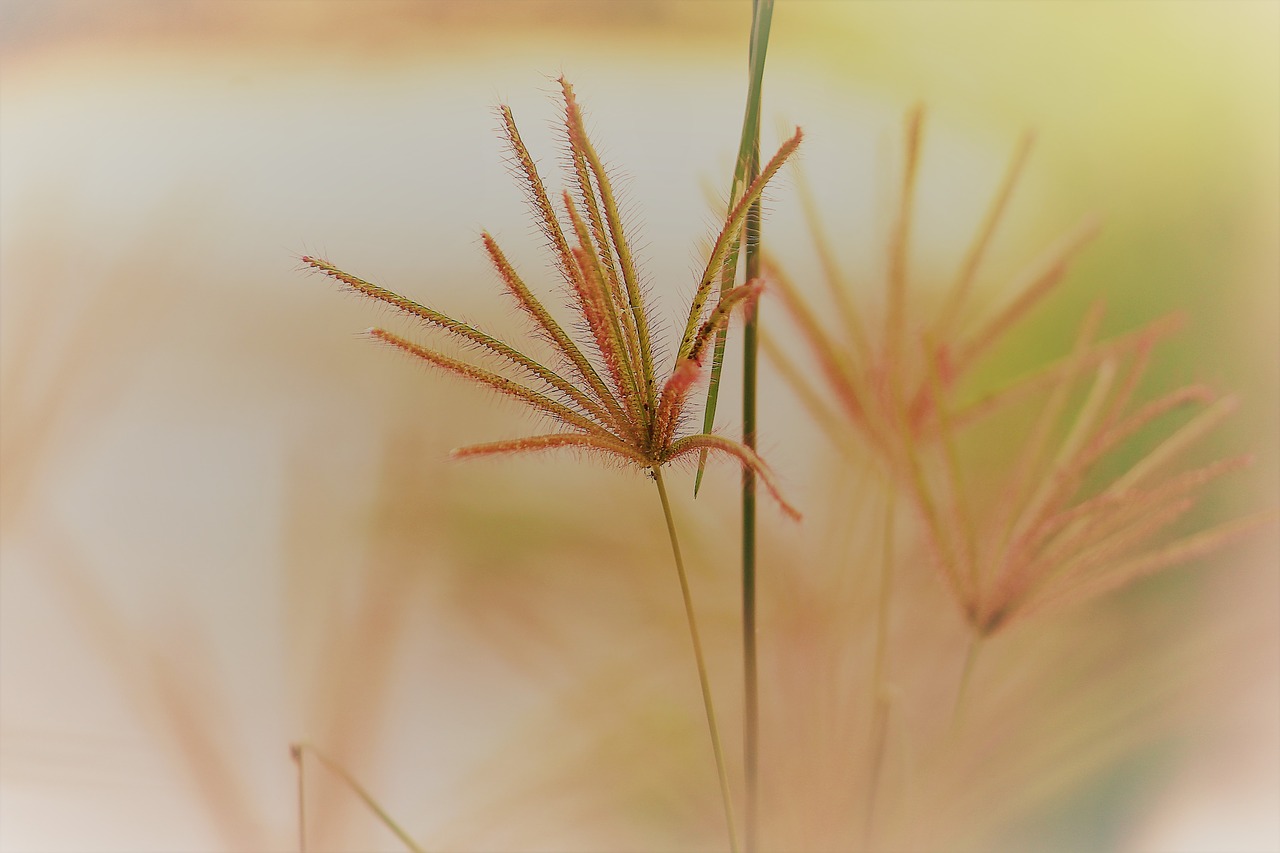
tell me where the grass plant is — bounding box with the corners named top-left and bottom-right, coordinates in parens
top-left (303, 78), bottom-right (802, 851)
top-left (767, 106), bottom-right (1277, 757)
top-left (7, 14), bottom-right (1273, 852)
top-left (289, 32), bottom-right (1271, 853)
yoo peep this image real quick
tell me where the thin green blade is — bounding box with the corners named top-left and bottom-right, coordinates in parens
top-left (695, 0), bottom-right (774, 496)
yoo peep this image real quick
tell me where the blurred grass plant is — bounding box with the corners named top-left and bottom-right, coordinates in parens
top-left (766, 105), bottom-right (1276, 833)
top-left (304, 78), bottom-right (801, 851)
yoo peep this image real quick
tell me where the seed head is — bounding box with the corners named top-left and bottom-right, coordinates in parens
top-left (304, 79), bottom-right (802, 519)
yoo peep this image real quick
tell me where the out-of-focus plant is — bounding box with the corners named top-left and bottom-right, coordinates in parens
top-left (303, 78), bottom-right (801, 852)
top-left (764, 106), bottom-right (1276, 848)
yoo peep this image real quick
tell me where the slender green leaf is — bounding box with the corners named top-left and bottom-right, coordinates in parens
top-left (695, 0), bottom-right (775, 495)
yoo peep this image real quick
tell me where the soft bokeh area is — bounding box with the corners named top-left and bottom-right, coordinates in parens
top-left (2, 2), bottom-right (1276, 851)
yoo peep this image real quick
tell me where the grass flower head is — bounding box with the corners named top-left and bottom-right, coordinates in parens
top-left (303, 78), bottom-right (803, 852)
top-left (303, 78), bottom-right (800, 519)
top-left (908, 302), bottom-right (1276, 636)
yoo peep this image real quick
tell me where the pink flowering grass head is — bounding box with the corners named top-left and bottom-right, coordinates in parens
top-left (303, 79), bottom-right (801, 519)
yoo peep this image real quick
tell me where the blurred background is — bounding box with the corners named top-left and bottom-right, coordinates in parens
top-left (1, 1), bottom-right (1276, 851)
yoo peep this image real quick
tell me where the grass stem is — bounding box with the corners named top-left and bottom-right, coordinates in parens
top-left (950, 636), bottom-right (982, 735)
top-left (741, 5), bottom-right (773, 848)
top-left (290, 744), bottom-right (306, 853)
top-left (872, 482), bottom-right (896, 711)
top-left (653, 465), bottom-right (740, 853)
top-left (742, 212), bottom-right (761, 853)
top-left (864, 481), bottom-right (897, 847)
top-left (864, 700), bottom-right (889, 851)
top-left (686, 2), bottom-right (776, 842)
top-left (292, 741), bottom-right (424, 853)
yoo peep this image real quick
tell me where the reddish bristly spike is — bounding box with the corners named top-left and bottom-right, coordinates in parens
top-left (368, 328), bottom-right (613, 440)
top-left (654, 281), bottom-right (763, 448)
top-left (1011, 356), bottom-right (1120, 549)
top-left (561, 171), bottom-right (643, 383)
top-left (1004, 464), bottom-right (1189, 607)
top-left (558, 78), bottom-right (655, 401)
top-left (563, 192), bottom-right (643, 407)
top-left (679, 129), bottom-right (804, 359)
top-left (479, 233), bottom-right (631, 436)
top-left (686, 281), bottom-right (764, 365)
top-left (666, 434), bottom-right (801, 521)
top-left (656, 358), bottom-right (703, 450)
top-left (1026, 451), bottom-right (1237, 595)
top-left (451, 432), bottom-right (650, 467)
top-left (559, 96), bottom-right (628, 311)
top-left (302, 254), bottom-right (604, 420)
top-left (301, 255), bottom-right (473, 338)
top-left (569, 245), bottom-right (638, 424)
top-left (497, 104), bottom-right (580, 289)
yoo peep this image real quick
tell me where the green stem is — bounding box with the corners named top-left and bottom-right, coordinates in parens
top-left (741, 6), bottom-right (771, 849)
top-left (653, 466), bottom-right (740, 853)
top-left (742, 206), bottom-right (761, 853)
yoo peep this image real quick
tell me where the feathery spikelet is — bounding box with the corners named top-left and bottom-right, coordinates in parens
top-left (770, 107), bottom-right (1273, 632)
top-left (765, 109), bottom-right (1101, 478)
top-left (904, 304), bottom-right (1276, 634)
top-left (303, 78), bottom-right (802, 520)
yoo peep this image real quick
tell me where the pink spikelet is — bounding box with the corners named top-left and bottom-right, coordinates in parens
top-left (303, 82), bottom-right (803, 518)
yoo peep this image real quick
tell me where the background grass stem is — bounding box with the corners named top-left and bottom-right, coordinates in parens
top-left (290, 744), bottom-right (306, 853)
top-left (951, 637), bottom-right (983, 736)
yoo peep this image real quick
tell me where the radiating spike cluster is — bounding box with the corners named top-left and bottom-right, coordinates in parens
top-left (767, 106), bottom-right (1273, 634)
top-left (765, 109), bottom-right (1109, 471)
top-left (906, 302), bottom-right (1272, 635)
top-left (303, 80), bottom-right (803, 517)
